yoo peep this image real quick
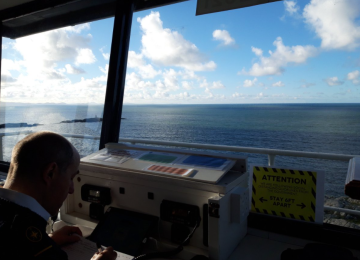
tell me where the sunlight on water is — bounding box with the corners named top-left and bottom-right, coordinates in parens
top-left (1, 103), bottom-right (359, 197)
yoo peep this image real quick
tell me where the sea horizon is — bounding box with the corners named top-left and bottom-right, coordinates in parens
top-left (1, 102), bottom-right (360, 107)
top-left (1, 103), bottom-right (359, 197)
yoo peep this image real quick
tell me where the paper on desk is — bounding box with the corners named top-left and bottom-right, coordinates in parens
top-left (62, 235), bottom-right (133, 260)
top-left (73, 224), bottom-right (93, 238)
top-left (52, 220), bottom-right (93, 238)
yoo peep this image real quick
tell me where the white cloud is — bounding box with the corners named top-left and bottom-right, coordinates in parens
top-left (2, 44), bottom-right (7, 50)
top-left (205, 87), bottom-right (213, 95)
top-left (75, 48), bottom-right (96, 65)
top-left (242, 37), bottom-right (317, 76)
top-left (347, 70), bottom-right (360, 80)
top-left (44, 71), bottom-right (65, 80)
top-left (1, 59), bottom-right (22, 72)
top-left (125, 72), bottom-right (155, 91)
top-left (1, 58), bottom-right (30, 87)
top-left (303, 0), bottom-right (360, 50)
top-left (99, 64), bottom-right (109, 75)
top-left (213, 30), bottom-right (235, 46)
top-left (65, 64), bottom-right (85, 74)
top-left (200, 79), bottom-right (208, 88)
top-left (13, 26), bottom-right (93, 80)
top-left (272, 81), bottom-right (285, 87)
top-left (243, 78), bottom-right (258, 87)
top-left (102, 53), bottom-right (110, 60)
top-left (232, 92), bottom-right (246, 98)
top-left (127, 51), bottom-right (161, 79)
top-left (73, 76), bottom-right (105, 89)
top-left (182, 81), bottom-right (193, 90)
top-left (301, 82), bottom-right (315, 88)
top-left (199, 79), bottom-right (224, 89)
top-left (2, 72), bottom-right (107, 104)
top-left (177, 92), bottom-right (190, 99)
top-left (347, 70), bottom-right (360, 84)
top-left (1, 74), bottom-right (17, 84)
top-left (138, 64), bottom-right (161, 79)
top-left (284, 1), bottom-right (299, 15)
top-left (179, 70), bottom-right (202, 80)
top-left (162, 69), bottom-right (179, 91)
top-left (324, 76), bottom-right (344, 86)
top-left (251, 47), bottom-right (263, 56)
top-left (137, 12), bottom-right (216, 71)
top-left (128, 51), bottom-right (145, 68)
top-left (125, 68), bottom-right (181, 97)
top-left (99, 47), bottom-right (110, 60)
top-left (64, 23), bottom-right (90, 33)
top-left (1, 24), bottom-right (111, 104)
top-left (124, 90), bottom-right (203, 103)
top-left (210, 81), bottom-right (225, 89)
top-left (256, 92), bottom-right (268, 99)
top-left (125, 67), bottom-right (217, 101)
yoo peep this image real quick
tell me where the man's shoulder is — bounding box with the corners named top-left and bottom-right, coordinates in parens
top-left (0, 198), bottom-right (68, 259)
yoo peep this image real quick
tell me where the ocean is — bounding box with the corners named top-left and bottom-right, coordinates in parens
top-left (1, 103), bottom-right (360, 197)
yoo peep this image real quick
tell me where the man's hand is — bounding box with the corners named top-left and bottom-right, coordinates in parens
top-left (49, 226), bottom-right (83, 246)
top-left (91, 247), bottom-right (117, 260)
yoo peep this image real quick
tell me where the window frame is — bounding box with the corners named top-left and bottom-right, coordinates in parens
top-left (1, 0), bottom-right (360, 245)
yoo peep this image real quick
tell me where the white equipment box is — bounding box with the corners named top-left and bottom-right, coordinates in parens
top-left (60, 143), bottom-right (250, 260)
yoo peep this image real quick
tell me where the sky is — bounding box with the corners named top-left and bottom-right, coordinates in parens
top-left (1, 0), bottom-right (360, 104)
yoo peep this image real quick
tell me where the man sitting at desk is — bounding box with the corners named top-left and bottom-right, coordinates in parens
top-left (0, 131), bottom-right (116, 260)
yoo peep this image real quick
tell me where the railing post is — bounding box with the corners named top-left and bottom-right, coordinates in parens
top-left (268, 154), bottom-right (276, 166)
top-left (0, 135), bottom-right (3, 161)
top-left (0, 22), bottom-right (2, 99)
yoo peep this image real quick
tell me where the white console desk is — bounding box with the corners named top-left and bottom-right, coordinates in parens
top-left (54, 220), bottom-right (360, 260)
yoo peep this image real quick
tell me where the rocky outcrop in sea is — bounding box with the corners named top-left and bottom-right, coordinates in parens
top-left (0, 123), bottom-right (42, 129)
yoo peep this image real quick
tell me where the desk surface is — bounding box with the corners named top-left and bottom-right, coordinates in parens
top-left (54, 222), bottom-right (360, 260)
top-left (229, 234), bottom-right (301, 260)
top-left (230, 228), bottom-right (360, 260)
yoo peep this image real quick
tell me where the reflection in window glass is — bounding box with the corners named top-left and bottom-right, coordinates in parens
top-left (120, 1), bottom-right (360, 208)
top-left (1, 19), bottom-right (114, 160)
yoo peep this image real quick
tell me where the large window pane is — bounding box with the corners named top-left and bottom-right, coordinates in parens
top-left (120, 0), bottom-right (360, 225)
top-left (1, 19), bottom-right (114, 161)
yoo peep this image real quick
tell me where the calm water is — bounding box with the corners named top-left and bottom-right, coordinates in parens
top-left (1, 103), bottom-right (360, 197)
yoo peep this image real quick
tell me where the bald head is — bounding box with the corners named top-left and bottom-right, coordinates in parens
top-left (5, 132), bottom-right (80, 216)
top-left (9, 132), bottom-right (74, 180)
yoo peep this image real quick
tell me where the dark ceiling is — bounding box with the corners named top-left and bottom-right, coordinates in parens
top-left (0, 0), bottom-right (186, 39)
top-left (1, 0), bottom-right (281, 39)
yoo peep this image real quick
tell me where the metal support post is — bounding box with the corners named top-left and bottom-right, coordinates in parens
top-left (268, 154), bottom-right (276, 166)
top-left (0, 24), bottom-right (8, 172)
top-left (99, 0), bottom-right (134, 149)
top-left (0, 23), bottom-right (2, 100)
top-left (0, 135), bottom-right (3, 162)
top-left (0, 25), bottom-right (3, 162)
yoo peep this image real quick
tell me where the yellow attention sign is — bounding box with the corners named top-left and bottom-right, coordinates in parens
top-left (251, 166), bottom-right (317, 222)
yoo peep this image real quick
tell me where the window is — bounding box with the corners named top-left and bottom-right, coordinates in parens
top-left (1, 18), bottom-right (114, 161)
top-left (120, 0), bottom-right (360, 220)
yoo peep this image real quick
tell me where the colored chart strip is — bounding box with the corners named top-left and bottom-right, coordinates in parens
top-left (147, 165), bottom-right (190, 175)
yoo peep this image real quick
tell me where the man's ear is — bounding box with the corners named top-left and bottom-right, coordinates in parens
top-left (42, 162), bottom-right (58, 185)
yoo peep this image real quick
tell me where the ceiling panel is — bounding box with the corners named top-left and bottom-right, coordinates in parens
top-left (0, 0), bottom-right (35, 11)
top-left (1, 0), bottom-right (186, 39)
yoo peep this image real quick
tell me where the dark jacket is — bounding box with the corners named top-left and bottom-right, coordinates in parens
top-left (0, 198), bottom-right (68, 259)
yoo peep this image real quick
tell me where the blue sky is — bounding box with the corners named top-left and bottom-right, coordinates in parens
top-left (1, 0), bottom-right (360, 104)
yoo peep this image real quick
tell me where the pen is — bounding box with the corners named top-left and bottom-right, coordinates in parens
top-left (96, 242), bottom-right (102, 253)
